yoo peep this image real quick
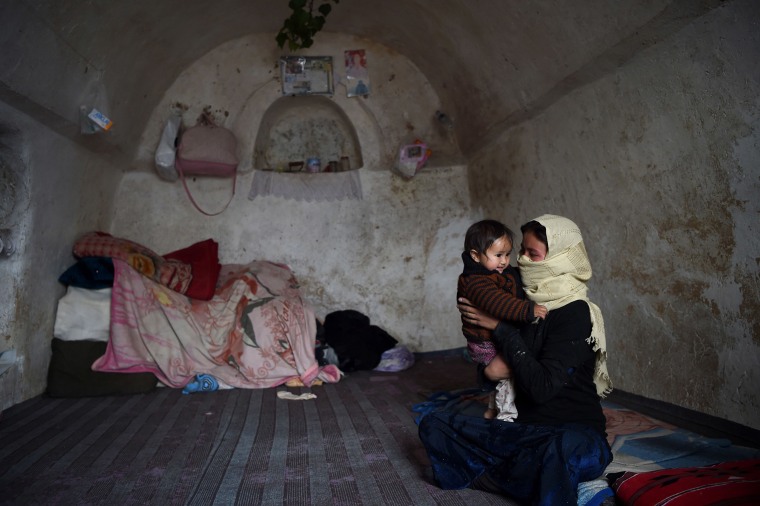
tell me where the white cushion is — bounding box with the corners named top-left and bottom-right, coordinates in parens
top-left (53, 287), bottom-right (111, 342)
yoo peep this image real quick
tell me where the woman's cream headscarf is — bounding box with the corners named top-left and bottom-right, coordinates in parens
top-left (517, 214), bottom-right (613, 397)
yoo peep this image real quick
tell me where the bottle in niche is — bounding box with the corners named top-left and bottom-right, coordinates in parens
top-left (306, 158), bottom-right (321, 173)
top-left (339, 156), bottom-right (350, 172)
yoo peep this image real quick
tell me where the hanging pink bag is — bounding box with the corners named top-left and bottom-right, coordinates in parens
top-left (175, 123), bottom-right (239, 216)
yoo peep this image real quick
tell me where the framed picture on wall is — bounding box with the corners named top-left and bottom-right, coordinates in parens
top-left (279, 56), bottom-right (334, 95)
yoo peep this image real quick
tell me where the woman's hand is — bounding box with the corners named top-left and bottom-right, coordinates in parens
top-left (457, 297), bottom-right (500, 330)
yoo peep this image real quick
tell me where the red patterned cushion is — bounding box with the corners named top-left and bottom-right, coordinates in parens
top-left (163, 239), bottom-right (221, 300)
top-left (73, 232), bottom-right (192, 294)
top-left (611, 459), bottom-right (760, 505)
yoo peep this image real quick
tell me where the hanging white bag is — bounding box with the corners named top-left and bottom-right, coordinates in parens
top-left (155, 114), bottom-right (182, 182)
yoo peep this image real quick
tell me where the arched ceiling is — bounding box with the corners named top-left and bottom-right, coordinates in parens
top-left (3, 0), bottom-right (722, 164)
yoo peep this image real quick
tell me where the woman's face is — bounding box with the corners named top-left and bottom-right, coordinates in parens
top-left (520, 230), bottom-right (547, 261)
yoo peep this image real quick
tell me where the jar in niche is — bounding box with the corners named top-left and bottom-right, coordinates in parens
top-left (306, 158), bottom-right (321, 173)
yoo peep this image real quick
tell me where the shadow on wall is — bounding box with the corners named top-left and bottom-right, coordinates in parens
top-left (253, 95), bottom-right (363, 171)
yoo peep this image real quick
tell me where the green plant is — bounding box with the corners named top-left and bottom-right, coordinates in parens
top-left (276, 0), bottom-right (340, 51)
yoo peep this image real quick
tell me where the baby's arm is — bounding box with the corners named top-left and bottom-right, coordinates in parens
top-left (462, 277), bottom-right (534, 323)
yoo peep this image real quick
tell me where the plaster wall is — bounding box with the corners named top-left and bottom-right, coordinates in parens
top-left (113, 33), bottom-right (472, 352)
top-left (469, 1), bottom-right (760, 429)
top-left (2, 0), bottom-right (755, 431)
top-left (0, 0), bottom-right (108, 130)
top-left (112, 168), bottom-right (472, 352)
top-left (0, 0), bottom-right (677, 167)
top-left (132, 33), bottom-right (462, 174)
top-left (0, 103), bottom-right (122, 409)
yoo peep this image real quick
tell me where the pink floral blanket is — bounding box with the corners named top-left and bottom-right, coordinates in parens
top-left (93, 258), bottom-right (341, 388)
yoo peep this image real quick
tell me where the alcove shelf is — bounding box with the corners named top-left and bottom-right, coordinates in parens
top-left (253, 95), bottom-right (363, 174)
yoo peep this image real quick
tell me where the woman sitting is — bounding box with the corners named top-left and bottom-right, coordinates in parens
top-left (418, 214), bottom-right (613, 505)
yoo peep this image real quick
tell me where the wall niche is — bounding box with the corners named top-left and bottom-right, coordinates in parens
top-left (253, 96), bottom-right (363, 171)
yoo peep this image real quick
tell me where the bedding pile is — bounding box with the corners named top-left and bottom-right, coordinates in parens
top-left (50, 232), bottom-right (341, 396)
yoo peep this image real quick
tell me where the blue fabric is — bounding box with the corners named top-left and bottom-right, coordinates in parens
top-left (58, 257), bottom-right (114, 289)
top-left (411, 388), bottom-right (485, 425)
top-left (418, 409), bottom-right (612, 506)
top-left (182, 374), bottom-right (220, 395)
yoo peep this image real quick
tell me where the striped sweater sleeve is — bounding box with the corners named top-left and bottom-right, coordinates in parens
top-left (460, 274), bottom-right (534, 323)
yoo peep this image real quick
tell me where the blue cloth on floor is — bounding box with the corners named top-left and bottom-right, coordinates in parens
top-left (411, 388), bottom-right (485, 425)
top-left (182, 374), bottom-right (219, 394)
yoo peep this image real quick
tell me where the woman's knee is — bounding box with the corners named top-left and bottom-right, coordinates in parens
top-left (559, 428), bottom-right (611, 479)
top-left (418, 411), bottom-right (449, 444)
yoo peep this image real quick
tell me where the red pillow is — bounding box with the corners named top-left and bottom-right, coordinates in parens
top-left (610, 459), bottom-right (760, 505)
top-left (163, 239), bottom-right (221, 300)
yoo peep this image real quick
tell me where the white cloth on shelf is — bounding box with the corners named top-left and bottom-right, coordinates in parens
top-left (248, 170), bottom-right (363, 202)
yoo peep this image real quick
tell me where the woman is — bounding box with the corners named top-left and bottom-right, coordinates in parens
top-left (418, 214), bottom-right (613, 505)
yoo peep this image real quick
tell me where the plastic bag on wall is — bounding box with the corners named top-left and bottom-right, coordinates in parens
top-left (393, 141), bottom-right (430, 179)
top-left (155, 114), bottom-right (182, 181)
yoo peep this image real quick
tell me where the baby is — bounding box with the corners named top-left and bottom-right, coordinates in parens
top-left (457, 219), bottom-right (547, 420)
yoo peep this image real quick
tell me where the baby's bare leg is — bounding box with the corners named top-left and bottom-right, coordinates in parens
top-left (484, 391), bottom-right (497, 419)
top-left (484, 354), bottom-right (512, 382)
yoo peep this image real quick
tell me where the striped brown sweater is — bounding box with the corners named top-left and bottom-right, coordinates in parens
top-left (458, 251), bottom-right (535, 344)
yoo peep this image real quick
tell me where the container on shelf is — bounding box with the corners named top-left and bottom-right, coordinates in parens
top-left (306, 158), bottom-right (321, 173)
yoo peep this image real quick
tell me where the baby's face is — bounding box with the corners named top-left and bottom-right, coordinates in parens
top-left (473, 235), bottom-right (512, 273)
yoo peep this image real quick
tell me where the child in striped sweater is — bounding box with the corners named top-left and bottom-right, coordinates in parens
top-left (457, 219), bottom-right (547, 420)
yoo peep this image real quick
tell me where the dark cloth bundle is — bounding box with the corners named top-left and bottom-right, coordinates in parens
top-left (58, 257), bottom-right (114, 289)
top-left (323, 310), bottom-right (397, 372)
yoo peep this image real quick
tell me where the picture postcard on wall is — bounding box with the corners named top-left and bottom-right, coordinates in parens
top-left (279, 56), bottom-right (334, 95)
top-left (344, 49), bottom-right (370, 97)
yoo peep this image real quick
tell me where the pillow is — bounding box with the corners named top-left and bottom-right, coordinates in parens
top-left (53, 287), bottom-right (111, 342)
top-left (73, 232), bottom-right (192, 294)
top-left (47, 338), bottom-right (157, 397)
top-left (610, 459), bottom-right (760, 505)
top-left (163, 239), bottom-right (222, 300)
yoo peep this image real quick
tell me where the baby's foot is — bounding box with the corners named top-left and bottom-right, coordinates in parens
top-left (483, 407), bottom-right (498, 419)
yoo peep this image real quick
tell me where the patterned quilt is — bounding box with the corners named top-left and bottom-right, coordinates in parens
top-left (603, 401), bottom-right (760, 474)
top-left (92, 258), bottom-right (341, 389)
